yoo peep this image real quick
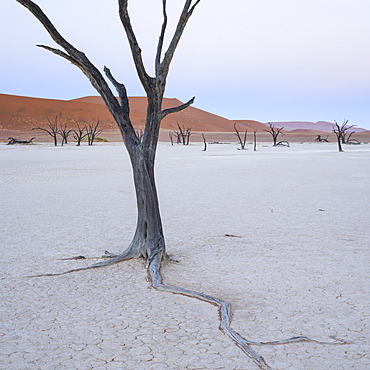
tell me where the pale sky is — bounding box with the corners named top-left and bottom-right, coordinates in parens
top-left (2, 0), bottom-right (370, 129)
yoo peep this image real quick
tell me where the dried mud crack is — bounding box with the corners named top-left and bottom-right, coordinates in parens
top-left (27, 252), bottom-right (351, 370)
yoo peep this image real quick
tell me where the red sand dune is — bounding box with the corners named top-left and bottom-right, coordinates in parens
top-left (0, 93), bottom-right (254, 134)
top-left (233, 120), bottom-right (268, 132)
top-left (1, 93), bottom-right (369, 142)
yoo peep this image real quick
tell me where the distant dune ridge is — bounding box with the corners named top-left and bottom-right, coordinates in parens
top-left (1, 93), bottom-right (368, 142)
top-left (0, 93), bottom-right (244, 134)
top-left (269, 121), bottom-right (366, 133)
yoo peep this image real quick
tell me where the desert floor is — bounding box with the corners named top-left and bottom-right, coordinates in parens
top-left (1, 141), bottom-right (369, 369)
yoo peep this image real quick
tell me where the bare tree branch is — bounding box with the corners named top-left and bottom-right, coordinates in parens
top-left (118, 0), bottom-right (153, 91)
top-left (155, 0), bottom-right (168, 73)
top-left (234, 122), bottom-right (247, 150)
top-left (37, 45), bottom-right (78, 65)
top-left (159, 0), bottom-right (202, 79)
top-left (104, 66), bottom-right (130, 119)
top-left (161, 97), bottom-right (195, 118)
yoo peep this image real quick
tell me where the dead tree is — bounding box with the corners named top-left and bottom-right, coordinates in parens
top-left (72, 123), bottom-right (88, 146)
top-left (264, 122), bottom-right (285, 146)
top-left (332, 119), bottom-right (361, 151)
top-left (234, 122), bottom-right (247, 150)
top-left (175, 123), bottom-right (192, 145)
top-left (315, 134), bottom-right (329, 142)
top-left (345, 136), bottom-right (361, 145)
top-left (58, 123), bottom-right (73, 146)
top-left (333, 121), bottom-right (345, 152)
top-left (173, 130), bottom-right (181, 144)
top-left (275, 140), bottom-right (290, 147)
top-left (86, 119), bottom-right (103, 146)
top-left (32, 116), bottom-right (59, 146)
top-left (16, 1), bottom-right (347, 368)
top-left (169, 131), bottom-right (174, 145)
top-left (253, 130), bottom-right (257, 151)
top-left (17, 0), bottom-right (197, 266)
top-left (185, 127), bottom-right (192, 145)
top-left (202, 133), bottom-right (207, 151)
top-left (335, 119), bottom-right (353, 144)
top-left (7, 137), bottom-right (36, 145)
top-left (333, 119), bottom-right (360, 145)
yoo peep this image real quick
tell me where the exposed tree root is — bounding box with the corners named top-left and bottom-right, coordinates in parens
top-left (27, 250), bottom-right (135, 277)
top-left (28, 251), bottom-right (351, 369)
top-left (60, 256), bottom-right (86, 260)
top-left (148, 253), bottom-right (351, 370)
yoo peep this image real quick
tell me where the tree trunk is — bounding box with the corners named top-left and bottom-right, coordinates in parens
top-left (336, 134), bottom-right (344, 152)
top-left (273, 135), bottom-right (277, 146)
top-left (124, 145), bottom-right (166, 262)
top-left (117, 92), bottom-right (167, 264)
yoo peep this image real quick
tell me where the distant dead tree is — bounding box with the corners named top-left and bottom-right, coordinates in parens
top-left (86, 119), bottom-right (103, 146)
top-left (33, 116), bottom-right (59, 146)
top-left (7, 137), bottom-right (36, 145)
top-left (333, 119), bottom-right (361, 146)
top-left (333, 121), bottom-right (345, 152)
top-left (234, 123), bottom-right (247, 150)
top-left (337, 119), bottom-right (353, 144)
top-left (173, 130), bottom-right (181, 144)
top-left (275, 141), bottom-right (290, 147)
top-left (202, 133), bottom-right (207, 151)
top-left (58, 123), bottom-right (73, 146)
top-left (253, 130), bottom-right (257, 151)
top-left (345, 136), bottom-right (361, 145)
top-left (169, 131), bottom-right (174, 145)
top-left (315, 134), bottom-right (329, 142)
top-left (174, 123), bottom-right (192, 145)
top-left (185, 127), bottom-right (192, 145)
top-left (72, 123), bottom-right (88, 146)
top-left (264, 123), bottom-right (287, 146)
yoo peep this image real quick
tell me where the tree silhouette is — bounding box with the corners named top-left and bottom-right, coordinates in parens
top-left (72, 123), bottom-right (88, 146)
top-left (264, 122), bottom-right (285, 146)
top-left (86, 119), bottom-right (103, 146)
top-left (234, 122), bottom-right (247, 150)
top-left (33, 116), bottom-right (59, 146)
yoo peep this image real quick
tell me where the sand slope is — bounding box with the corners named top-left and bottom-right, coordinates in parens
top-left (0, 94), bottom-right (258, 139)
top-left (2, 94), bottom-right (369, 144)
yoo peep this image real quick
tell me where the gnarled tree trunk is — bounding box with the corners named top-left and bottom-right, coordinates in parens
top-left (125, 142), bottom-right (166, 262)
top-left (120, 87), bottom-right (168, 262)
